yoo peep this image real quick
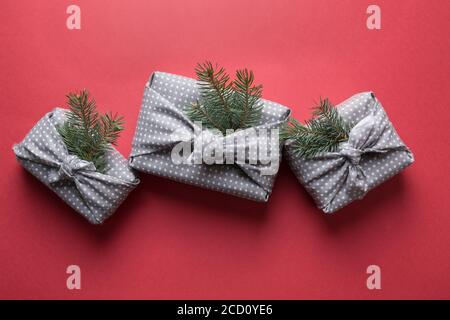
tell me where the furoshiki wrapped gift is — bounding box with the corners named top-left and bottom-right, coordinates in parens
top-left (284, 92), bottom-right (414, 213)
top-left (13, 108), bottom-right (139, 224)
top-left (129, 71), bottom-right (291, 201)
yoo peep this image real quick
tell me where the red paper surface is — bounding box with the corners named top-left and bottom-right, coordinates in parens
top-left (1, 0), bottom-right (449, 299)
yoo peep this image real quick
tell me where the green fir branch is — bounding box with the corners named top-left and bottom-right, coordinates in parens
top-left (232, 68), bottom-right (263, 129)
top-left (185, 62), bottom-right (263, 134)
top-left (57, 89), bottom-right (124, 173)
top-left (281, 98), bottom-right (351, 159)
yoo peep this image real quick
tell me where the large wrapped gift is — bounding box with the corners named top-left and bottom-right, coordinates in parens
top-left (129, 72), bottom-right (291, 201)
top-left (13, 108), bottom-right (140, 224)
top-left (285, 92), bottom-right (414, 213)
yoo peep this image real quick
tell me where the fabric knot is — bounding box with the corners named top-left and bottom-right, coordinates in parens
top-left (58, 155), bottom-right (79, 179)
top-left (48, 155), bottom-right (97, 183)
top-left (339, 142), bottom-right (363, 166)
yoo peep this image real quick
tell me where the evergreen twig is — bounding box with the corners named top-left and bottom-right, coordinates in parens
top-left (281, 98), bottom-right (351, 158)
top-left (57, 90), bottom-right (124, 173)
top-left (185, 62), bottom-right (263, 134)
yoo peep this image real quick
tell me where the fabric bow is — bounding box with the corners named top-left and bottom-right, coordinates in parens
top-left (131, 88), bottom-right (287, 190)
top-left (306, 110), bottom-right (409, 212)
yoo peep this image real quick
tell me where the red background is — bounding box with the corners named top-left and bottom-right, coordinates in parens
top-left (1, 0), bottom-right (449, 299)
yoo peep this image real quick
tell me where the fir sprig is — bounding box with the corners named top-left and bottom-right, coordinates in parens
top-left (57, 90), bottom-right (124, 173)
top-left (185, 62), bottom-right (263, 134)
top-left (281, 98), bottom-right (351, 158)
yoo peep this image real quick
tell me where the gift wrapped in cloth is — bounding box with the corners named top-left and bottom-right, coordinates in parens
top-left (285, 92), bottom-right (414, 213)
top-left (129, 72), bottom-right (291, 202)
top-left (13, 108), bottom-right (140, 224)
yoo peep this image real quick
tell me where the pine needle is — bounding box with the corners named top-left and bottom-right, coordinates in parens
top-left (281, 98), bottom-right (351, 158)
top-left (56, 89), bottom-right (124, 173)
top-left (185, 62), bottom-right (263, 134)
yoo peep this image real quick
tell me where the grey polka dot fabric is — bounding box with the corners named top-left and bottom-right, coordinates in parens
top-left (129, 72), bottom-right (291, 202)
top-left (13, 108), bottom-right (140, 224)
top-left (285, 92), bottom-right (414, 214)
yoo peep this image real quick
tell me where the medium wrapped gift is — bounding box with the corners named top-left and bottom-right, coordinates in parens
top-left (284, 92), bottom-right (414, 213)
top-left (13, 108), bottom-right (139, 224)
top-left (129, 70), bottom-right (291, 201)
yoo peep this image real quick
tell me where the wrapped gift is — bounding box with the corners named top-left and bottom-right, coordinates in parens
top-left (129, 72), bottom-right (291, 201)
top-left (285, 92), bottom-right (414, 213)
top-left (13, 108), bottom-right (139, 224)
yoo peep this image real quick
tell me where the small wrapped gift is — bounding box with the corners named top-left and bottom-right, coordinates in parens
top-left (284, 92), bottom-right (414, 213)
top-left (13, 108), bottom-right (139, 224)
top-left (129, 72), bottom-right (291, 201)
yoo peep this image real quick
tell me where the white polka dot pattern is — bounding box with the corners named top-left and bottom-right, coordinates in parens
top-left (285, 92), bottom-right (414, 214)
top-left (129, 72), bottom-right (291, 202)
top-left (13, 108), bottom-right (140, 224)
